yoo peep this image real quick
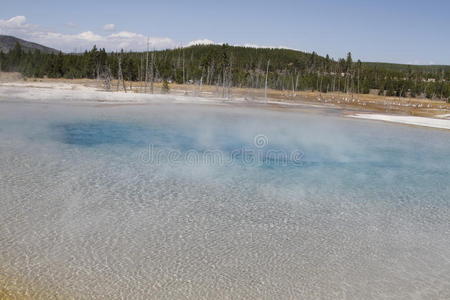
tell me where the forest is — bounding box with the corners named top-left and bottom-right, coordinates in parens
top-left (1, 42), bottom-right (449, 101)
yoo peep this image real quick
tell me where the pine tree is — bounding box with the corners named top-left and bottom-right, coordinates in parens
top-left (346, 52), bottom-right (353, 73)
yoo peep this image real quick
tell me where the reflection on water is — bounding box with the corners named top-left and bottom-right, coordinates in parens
top-left (0, 102), bottom-right (449, 299)
top-left (56, 121), bottom-right (148, 146)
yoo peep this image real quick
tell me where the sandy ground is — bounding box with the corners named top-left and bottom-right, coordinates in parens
top-left (349, 114), bottom-right (450, 130)
top-left (0, 76), bottom-right (449, 130)
top-left (0, 81), bottom-right (228, 105)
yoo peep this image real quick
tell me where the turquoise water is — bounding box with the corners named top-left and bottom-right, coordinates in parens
top-left (0, 102), bottom-right (449, 299)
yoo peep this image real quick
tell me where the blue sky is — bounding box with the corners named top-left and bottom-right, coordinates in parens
top-left (1, 0), bottom-right (449, 64)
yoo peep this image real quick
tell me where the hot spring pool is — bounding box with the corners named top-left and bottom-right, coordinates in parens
top-left (0, 102), bottom-right (449, 299)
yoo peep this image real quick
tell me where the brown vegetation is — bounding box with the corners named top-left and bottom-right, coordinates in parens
top-left (0, 72), bottom-right (22, 82)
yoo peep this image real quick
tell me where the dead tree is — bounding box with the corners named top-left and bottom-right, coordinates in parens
top-left (144, 38), bottom-right (149, 93)
top-left (291, 73), bottom-right (295, 98)
top-left (182, 49), bottom-right (186, 85)
top-left (139, 53), bottom-right (144, 92)
top-left (117, 54), bottom-right (127, 93)
top-left (150, 51), bottom-right (155, 94)
top-left (102, 65), bottom-right (112, 91)
top-left (264, 60), bottom-right (270, 102)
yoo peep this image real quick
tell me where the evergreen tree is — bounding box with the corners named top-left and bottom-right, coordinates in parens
top-left (346, 52), bottom-right (353, 73)
top-left (0, 43), bottom-right (448, 100)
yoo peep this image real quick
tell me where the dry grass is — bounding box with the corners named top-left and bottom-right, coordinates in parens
top-left (0, 72), bottom-right (22, 82)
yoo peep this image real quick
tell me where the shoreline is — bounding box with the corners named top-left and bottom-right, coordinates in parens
top-left (1, 79), bottom-right (449, 131)
top-left (349, 113), bottom-right (450, 130)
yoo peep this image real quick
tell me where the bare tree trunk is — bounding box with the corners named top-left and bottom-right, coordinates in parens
top-left (222, 71), bottom-right (225, 98)
top-left (145, 38), bottom-right (149, 93)
top-left (357, 68), bottom-right (360, 94)
top-left (264, 60), bottom-right (270, 102)
top-left (102, 65), bottom-right (112, 91)
top-left (227, 55), bottom-right (233, 99)
top-left (117, 55), bottom-right (126, 93)
top-left (150, 51), bottom-right (154, 94)
top-left (182, 49), bottom-right (185, 85)
top-left (319, 72), bottom-right (323, 94)
top-left (291, 74), bottom-right (295, 98)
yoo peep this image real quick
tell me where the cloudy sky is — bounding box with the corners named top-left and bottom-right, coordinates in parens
top-left (1, 0), bottom-right (449, 64)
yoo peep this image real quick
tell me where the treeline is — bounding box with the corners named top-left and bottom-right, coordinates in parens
top-left (1, 42), bottom-right (449, 101)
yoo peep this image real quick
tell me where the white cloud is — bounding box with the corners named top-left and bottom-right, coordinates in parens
top-left (0, 16), bottom-right (28, 29)
top-left (102, 23), bottom-right (116, 31)
top-left (0, 16), bottom-right (296, 53)
top-left (183, 39), bottom-right (297, 51)
top-left (109, 31), bottom-right (139, 38)
top-left (242, 43), bottom-right (297, 50)
top-left (77, 31), bottom-right (103, 41)
top-left (0, 15), bottom-right (35, 37)
top-left (186, 39), bottom-right (215, 47)
top-left (0, 16), bottom-right (177, 52)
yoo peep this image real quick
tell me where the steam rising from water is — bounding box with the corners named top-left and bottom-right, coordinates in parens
top-left (0, 102), bottom-right (449, 299)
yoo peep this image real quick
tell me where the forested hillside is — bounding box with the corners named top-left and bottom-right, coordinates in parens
top-left (0, 35), bottom-right (59, 54)
top-left (1, 41), bottom-right (449, 101)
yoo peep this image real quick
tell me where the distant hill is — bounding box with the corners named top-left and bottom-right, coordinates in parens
top-left (168, 44), bottom-right (450, 74)
top-left (362, 62), bottom-right (450, 73)
top-left (0, 35), bottom-right (60, 54)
